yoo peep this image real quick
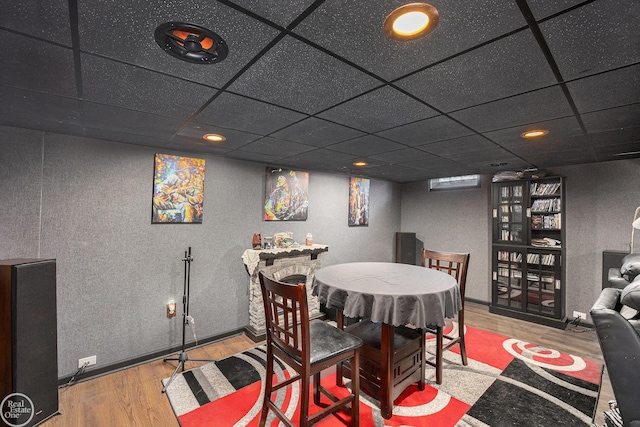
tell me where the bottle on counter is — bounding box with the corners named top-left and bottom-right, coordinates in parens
top-left (305, 233), bottom-right (313, 246)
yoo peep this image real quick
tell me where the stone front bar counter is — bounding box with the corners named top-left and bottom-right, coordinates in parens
top-left (241, 244), bottom-right (329, 341)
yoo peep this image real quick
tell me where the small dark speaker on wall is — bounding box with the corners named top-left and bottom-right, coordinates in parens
top-left (154, 22), bottom-right (228, 64)
top-left (1, 259), bottom-right (59, 426)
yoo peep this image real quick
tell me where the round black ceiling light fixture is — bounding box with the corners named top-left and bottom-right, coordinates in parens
top-left (383, 3), bottom-right (440, 41)
top-left (154, 22), bottom-right (228, 64)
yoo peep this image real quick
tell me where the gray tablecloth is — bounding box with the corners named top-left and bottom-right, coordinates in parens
top-left (312, 262), bottom-right (461, 329)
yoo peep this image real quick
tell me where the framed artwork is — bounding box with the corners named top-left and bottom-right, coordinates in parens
top-left (152, 154), bottom-right (205, 223)
top-left (349, 177), bottom-right (370, 226)
top-left (263, 167), bottom-right (309, 221)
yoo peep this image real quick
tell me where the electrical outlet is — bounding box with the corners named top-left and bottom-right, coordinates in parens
top-left (78, 355), bottom-right (96, 369)
top-left (167, 301), bottom-right (176, 318)
top-left (572, 310), bottom-right (586, 320)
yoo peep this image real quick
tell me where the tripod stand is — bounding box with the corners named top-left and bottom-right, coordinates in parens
top-left (162, 247), bottom-right (215, 393)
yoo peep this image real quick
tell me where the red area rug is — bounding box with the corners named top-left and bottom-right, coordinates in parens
top-left (163, 324), bottom-right (602, 426)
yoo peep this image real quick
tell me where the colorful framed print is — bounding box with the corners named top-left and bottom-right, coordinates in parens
top-left (152, 154), bottom-right (205, 223)
top-left (263, 168), bottom-right (309, 221)
top-left (349, 177), bottom-right (370, 226)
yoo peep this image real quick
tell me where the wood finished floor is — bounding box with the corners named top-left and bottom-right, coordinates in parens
top-left (42, 302), bottom-right (613, 427)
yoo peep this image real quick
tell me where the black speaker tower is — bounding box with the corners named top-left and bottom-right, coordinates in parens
top-left (1, 259), bottom-right (59, 427)
top-left (395, 232), bottom-right (423, 265)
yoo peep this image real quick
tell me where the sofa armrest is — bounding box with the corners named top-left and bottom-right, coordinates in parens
top-left (608, 268), bottom-right (631, 289)
top-left (591, 289), bottom-right (640, 426)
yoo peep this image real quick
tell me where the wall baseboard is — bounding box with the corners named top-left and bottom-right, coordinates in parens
top-left (466, 297), bottom-right (490, 306)
top-left (58, 328), bottom-right (246, 387)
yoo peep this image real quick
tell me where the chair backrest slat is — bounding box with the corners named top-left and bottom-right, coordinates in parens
top-left (259, 273), bottom-right (309, 361)
top-left (422, 249), bottom-right (470, 301)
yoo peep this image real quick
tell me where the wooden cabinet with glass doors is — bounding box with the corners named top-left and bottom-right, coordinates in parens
top-left (490, 177), bottom-right (566, 328)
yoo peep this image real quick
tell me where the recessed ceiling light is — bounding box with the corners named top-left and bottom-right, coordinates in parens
top-left (383, 3), bottom-right (440, 41)
top-left (203, 133), bottom-right (226, 142)
top-left (521, 129), bottom-right (549, 139)
top-left (353, 161), bottom-right (367, 167)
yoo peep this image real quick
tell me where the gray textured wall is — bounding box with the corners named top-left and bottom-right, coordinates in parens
top-left (399, 163), bottom-right (640, 322)
top-left (399, 175), bottom-right (492, 303)
top-left (556, 160), bottom-right (640, 319)
top-left (0, 125), bottom-right (400, 378)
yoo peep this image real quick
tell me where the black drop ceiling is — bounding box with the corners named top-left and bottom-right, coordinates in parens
top-left (0, 0), bottom-right (638, 182)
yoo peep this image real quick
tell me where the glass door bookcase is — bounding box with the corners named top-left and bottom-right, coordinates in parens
top-left (490, 177), bottom-right (566, 328)
top-left (493, 181), bottom-right (525, 244)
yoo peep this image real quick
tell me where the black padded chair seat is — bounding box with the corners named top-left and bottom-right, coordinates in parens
top-left (344, 320), bottom-right (422, 350)
top-left (275, 320), bottom-right (363, 365)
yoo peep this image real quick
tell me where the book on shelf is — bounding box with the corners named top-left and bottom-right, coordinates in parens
top-left (531, 237), bottom-right (561, 248)
top-left (531, 198), bottom-right (561, 212)
top-left (527, 252), bottom-right (556, 266)
top-left (531, 215), bottom-right (543, 229)
top-left (531, 213), bottom-right (561, 229)
top-left (530, 182), bottom-right (561, 196)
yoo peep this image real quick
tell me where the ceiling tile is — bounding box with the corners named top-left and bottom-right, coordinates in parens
top-left (527, 0), bottom-right (587, 20)
top-left (172, 121), bottom-right (260, 150)
top-left (594, 142), bottom-right (640, 161)
top-left (79, 102), bottom-right (183, 141)
top-left (0, 1), bottom-right (71, 46)
top-left (283, 148), bottom-right (357, 167)
top-left (588, 127), bottom-right (640, 147)
top-left (363, 164), bottom-right (438, 182)
top-left (507, 134), bottom-right (593, 156)
top-left (293, 0), bottom-right (526, 81)
top-left (317, 85), bottom-right (438, 132)
top-left (0, 32), bottom-right (77, 96)
top-left (567, 65), bottom-right (640, 113)
top-left (539, 0), bottom-right (640, 79)
top-left (81, 54), bottom-right (216, 118)
top-left (399, 157), bottom-right (469, 172)
top-left (229, 35), bottom-right (381, 114)
top-left (196, 92), bottom-right (307, 134)
top-left (517, 149), bottom-right (598, 168)
top-left (450, 86), bottom-right (574, 132)
top-left (581, 104), bottom-right (640, 133)
top-left (234, 136), bottom-right (315, 157)
top-left (444, 147), bottom-right (531, 170)
top-left (395, 30), bottom-right (557, 112)
top-left (376, 115), bottom-right (474, 147)
top-left (0, 86), bottom-right (81, 126)
top-left (327, 134), bottom-right (406, 156)
top-left (368, 148), bottom-right (436, 164)
top-left (271, 117), bottom-right (365, 146)
top-left (418, 135), bottom-right (498, 156)
top-left (224, 150), bottom-right (283, 164)
top-left (401, 158), bottom-right (473, 178)
top-left (229, 0), bottom-right (317, 27)
top-left (484, 116), bottom-right (584, 147)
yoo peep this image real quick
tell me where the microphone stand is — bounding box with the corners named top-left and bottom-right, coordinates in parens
top-left (162, 247), bottom-right (215, 393)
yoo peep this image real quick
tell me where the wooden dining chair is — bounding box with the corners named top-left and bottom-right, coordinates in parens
top-left (258, 272), bottom-right (362, 427)
top-left (421, 249), bottom-right (470, 384)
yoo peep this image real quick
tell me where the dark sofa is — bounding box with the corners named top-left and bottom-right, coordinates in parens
top-left (590, 281), bottom-right (640, 427)
top-left (608, 253), bottom-right (640, 289)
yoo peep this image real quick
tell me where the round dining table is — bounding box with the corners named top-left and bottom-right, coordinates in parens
top-left (312, 261), bottom-right (461, 419)
top-left (313, 262), bottom-right (461, 329)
